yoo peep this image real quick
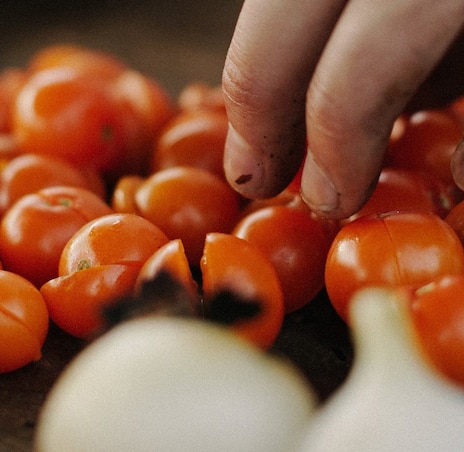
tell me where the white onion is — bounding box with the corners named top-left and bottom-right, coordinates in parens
top-left (35, 317), bottom-right (315, 452)
top-left (297, 287), bottom-right (464, 452)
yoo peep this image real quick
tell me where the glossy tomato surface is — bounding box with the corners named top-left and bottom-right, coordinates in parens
top-left (59, 212), bottom-right (169, 275)
top-left (233, 205), bottom-right (335, 313)
top-left (0, 186), bottom-right (112, 287)
top-left (411, 274), bottom-right (464, 385)
top-left (201, 232), bottom-right (285, 349)
top-left (0, 153), bottom-right (105, 216)
top-left (135, 166), bottom-right (241, 264)
top-left (0, 271), bottom-right (49, 372)
top-left (325, 211), bottom-right (464, 322)
top-left (12, 67), bottom-right (125, 171)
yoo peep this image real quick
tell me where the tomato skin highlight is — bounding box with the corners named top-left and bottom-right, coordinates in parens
top-left (0, 153), bottom-right (106, 216)
top-left (410, 274), bottom-right (464, 386)
top-left (325, 211), bottom-right (464, 322)
top-left (0, 185), bottom-right (112, 287)
top-left (233, 205), bottom-right (334, 313)
top-left (201, 233), bottom-right (285, 349)
top-left (41, 264), bottom-right (139, 339)
top-left (12, 67), bottom-right (125, 172)
top-left (151, 109), bottom-right (228, 179)
top-left (134, 166), bottom-right (241, 265)
top-left (0, 270), bottom-right (49, 373)
top-left (59, 212), bottom-right (169, 275)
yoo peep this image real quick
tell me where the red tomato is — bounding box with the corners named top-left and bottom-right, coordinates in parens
top-left (134, 166), bottom-right (241, 264)
top-left (177, 82), bottom-right (226, 113)
top-left (41, 264), bottom-right (139, 339)
top-left (12, 67), bottom-right (125, 171)
top-left (151, 109), bottom-right (228, 179)
top-left (0, 185), bottom-right (113, 287)
top-left (201, 232), bottom-right (285, 349)
top-left (233, 205), bottom-right (335, 313)
top-left (111, 175), bottom-right (145, 214)
top-left (42, 213), bottom-right (169, 338)
top-left (346, 167), bottom-right (455, 222)
top-left (59, 212), bottom-right (169, 275)
top-left (0, 68), bottom-right (27, 133)
top-left (27, 44), bottom-right (126, 80)
top-left (386, 109), bottom-right (463, 188)
top-left (445, 198), bottom-right (464, 246)
top-left (325, 211), bottom-right (464, 322)
top-left (410, 274), bottom-right (464, 385)
top-left (107, 69), bottom-right (175, 179)
top-left (0, 153), bottom-right (106, 215)
top-left (0, 270), bottom-right (49, 372)
top-left (135, 239), bottom-right (199, 307)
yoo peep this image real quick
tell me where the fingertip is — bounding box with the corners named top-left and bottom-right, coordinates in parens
top-left (223, 124), bottom-right (266, 198)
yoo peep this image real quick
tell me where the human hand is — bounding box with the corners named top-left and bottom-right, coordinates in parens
top-left (222, 0), bottom-right (464, 219)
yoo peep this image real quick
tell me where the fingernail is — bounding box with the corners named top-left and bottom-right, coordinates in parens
top-left (300, 151), bottom-right (339, 213)
top-left (223, 124), bottom-right (265, 196)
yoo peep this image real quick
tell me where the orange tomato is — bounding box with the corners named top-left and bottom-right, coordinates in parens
top-left (134, 166), bottom-right (241, 264)
top-left (42, 213), bottom-right (169, 338)
top-left (346, 167), bottom-right (455, 222)
top-left (233, 205), bottom-right (335, 313)
top-left (12, 67), bottom-right (125, 172)
top-left (0, 185), bottom-right (113, 287)
top-left (325, 211), bottom-right (464, 322)
top-left (201, 232), bottom-right (285, 349)
top-left (0, 153), bottom-right (106, 215)
top-left (386, 109), bottom-right (463, 188)
top-left (0, 270), bottom-right (49, 373)
top-left (410, 274), bottom-right (464, 385)
top-left (151, 109), bottom-right (228, 179)
top-left (27, 44), bottom-right (126, 80)
top-left (135, 239), bottom-right (199, 308)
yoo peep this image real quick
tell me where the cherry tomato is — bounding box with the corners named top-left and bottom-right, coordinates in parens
top-left (151, 109), bottom-right (228, 179)
top-left (59, 212), bottom-right (169, 275)
top-left (0, 68), bottom-right (27, 133)
top-left (233, 205), bottom-right (335, 313)
top-left (177, 82), bottom-right (226, 113)
top-left (42, 213), bottom-right (169, 338)
top-left (134, 166), bottom-right (241, 264)
top-left (111, 175), bottom-right (145, 214)
top-left (41, 264), bottom-right (139, 339)
top-left (0, 153), bottom-right (106, 216)
top-left (201, 232), bottom-right (284, 349)
top-left (135, 239), bottom-right (199, 305)
top-left (346, 167), bottom-right (454, 222)
top-left (386, 109), bottom-right (463, 189)
top-left (0, 270), bottom-right (49, 373)
top-left (12, 67), bottom-right (125, 171)
top-left (107, 69), bottom-right (175, 179)
top-left (0, 185), bottom-right (113, 287)
top-left (410, 274), bottom-right (464, 385)
top-left (445, 199), bottom-right (464, 245)
top-left (325, 211), bottom-right (464, 322)
top-left (27, 44), bottom-right (126, 80)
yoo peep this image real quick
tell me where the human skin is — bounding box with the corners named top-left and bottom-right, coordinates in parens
top-left (222, 0), bottom-right (464, 219)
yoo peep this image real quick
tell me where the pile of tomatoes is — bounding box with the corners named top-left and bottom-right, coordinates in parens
top-left (1, 44), bottom-right (464, 389)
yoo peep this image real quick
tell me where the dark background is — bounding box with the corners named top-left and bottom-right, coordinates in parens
top-left (0, 0), bottom-right (243, 97)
